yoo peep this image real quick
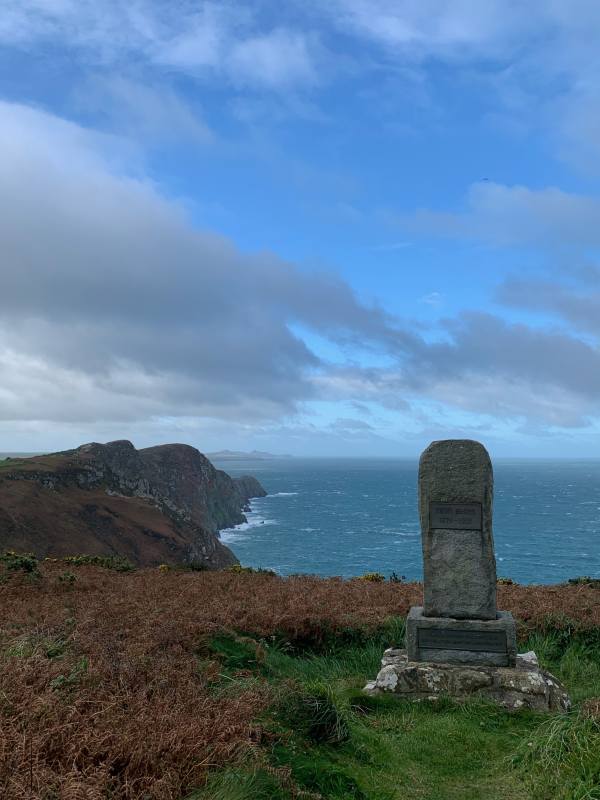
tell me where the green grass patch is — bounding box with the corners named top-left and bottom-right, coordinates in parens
top-left (5, 632), bottom-right (68, 660)
top-left (188, 766), bottom-right (297, 800)
top-left (512, 711), bottom-right (600, 799)
top-left (200, 622), bottom-right (600, 799)
top-left (0, 458), bottom-right (25, 469)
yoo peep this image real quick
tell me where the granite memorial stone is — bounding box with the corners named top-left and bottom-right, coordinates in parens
top-left (420, 439), bottom-right (496, 619)
top-left (365, 439), bottom-right (570, 709)
top-left (407, 439), bottom-right (517, 667)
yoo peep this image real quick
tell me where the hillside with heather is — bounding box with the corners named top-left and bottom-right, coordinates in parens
top-left (1, 558), bottom-right (599, 799)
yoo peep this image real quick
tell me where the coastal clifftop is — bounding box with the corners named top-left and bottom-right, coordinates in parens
top-left (0, 440), bottom-right (267, 568)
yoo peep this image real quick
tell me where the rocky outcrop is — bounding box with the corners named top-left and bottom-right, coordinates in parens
top-left (0, 440), bottom-right (266, 568)
top-left (364, 648), bottom-right (571, 713)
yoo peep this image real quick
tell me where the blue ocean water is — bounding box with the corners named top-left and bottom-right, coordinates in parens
top-left (214, 457), bottom-right (600, 584)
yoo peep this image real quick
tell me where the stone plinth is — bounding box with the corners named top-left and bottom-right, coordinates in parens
top-left (419, 440), bottom-right (496, 620)
top-left (364, 648), bottom-right (571, 713)
top-left (406, 606), bottom-right (517, 667)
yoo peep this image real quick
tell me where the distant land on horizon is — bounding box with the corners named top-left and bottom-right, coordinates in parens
top-left (0, 452), bottom-right (42, 459)
top-left (208, 450), bottom-right (294, 460)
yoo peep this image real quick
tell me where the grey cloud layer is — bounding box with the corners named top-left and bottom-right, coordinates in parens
top-left (0, 101), bottom-right (411, 423)
top-left (1, 101), bottom-right (599, 431)
top-left (498, 277), bottom-right (600, 335)
top-left (318, 310), bottom-right (600, 427)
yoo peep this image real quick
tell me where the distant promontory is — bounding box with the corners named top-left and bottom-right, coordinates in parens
top-left (0, 440), bottom-right (266, 568)
top-left (207, 449), bottom-right (293, 460)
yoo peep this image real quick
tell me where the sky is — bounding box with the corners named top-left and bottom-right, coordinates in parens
top-left (1, 0), bottom-right (600, 457)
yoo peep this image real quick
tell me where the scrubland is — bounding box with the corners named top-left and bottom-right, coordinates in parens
top-left (1, 557), bottom-right (599, 799)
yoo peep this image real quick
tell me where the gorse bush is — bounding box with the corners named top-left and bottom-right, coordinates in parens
top-left (0, 550), bottom-right (38, 573)
top-left (62, 554), bottom-right (135, 572)
top-left (227, 564), bottom-right (277, 576)
top-left (358, 572), bottom-right (385, 583)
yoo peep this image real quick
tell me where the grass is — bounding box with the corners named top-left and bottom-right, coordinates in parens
top-left (512, 712), bottom-right (600, 800)
top-left (195, 623), bottom-right (600, 800)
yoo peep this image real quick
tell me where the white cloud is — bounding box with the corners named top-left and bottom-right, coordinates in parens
top-left (228, 29), bottom-right (317, 89)
top-left (322, 1), bottom-right (600, 172)
top-left (3, 0), bottom-right (600, 166)
top-left (76, 76), bottom-right (213, 144)
top-left (326, 0), bottom-right (527, 56)
top-left (398, 181), bottom-right (600, 250)
top-left (0, 0), bottom-right (320, 90)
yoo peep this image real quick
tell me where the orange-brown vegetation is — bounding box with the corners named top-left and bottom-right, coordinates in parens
top-left (1, 563), bottom-right (598, 799)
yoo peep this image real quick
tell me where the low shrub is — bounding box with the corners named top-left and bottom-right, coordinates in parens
top-left (57, 571), bottom-right (77, 585)
top-left (388, 571), bottom-right (405, 583)
top-left (358, 572), bottom-right (385, 583)
top-left (62, 554), bottom-right (135, 572)
top-left (186, 560), bottom-right (209, 572)
top-left (0, 550), bottom-right (38, 573)
top-left (568, 576), bottom-right (600, 587)
top-left (227, 564), bottom-right (277, 576)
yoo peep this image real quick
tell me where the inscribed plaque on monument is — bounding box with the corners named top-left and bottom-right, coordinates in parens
top-left (429, 502), bottom-right (482, 531)
top-left (417, 627), bottom-right (507, 653)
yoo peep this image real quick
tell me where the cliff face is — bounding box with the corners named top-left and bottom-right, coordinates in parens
top-left (0, 440), bottom-right (267, 568)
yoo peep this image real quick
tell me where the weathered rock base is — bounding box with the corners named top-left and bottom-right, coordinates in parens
top-left (364, 648), bottom-right (571, 713)
top-left (406, 606), bottom-right (517, 667)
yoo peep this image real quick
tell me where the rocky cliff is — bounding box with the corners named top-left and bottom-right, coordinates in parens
top-left (0, 440), bottom-right (267, 568)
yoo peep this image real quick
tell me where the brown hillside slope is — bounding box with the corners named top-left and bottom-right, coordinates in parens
top-left (0, 440), bottom-right (266, 568)
top-left (0, 564), bottom-right (598, 799)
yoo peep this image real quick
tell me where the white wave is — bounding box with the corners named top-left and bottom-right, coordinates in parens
top-left (219, 513), bottom-right (277, 542)
top-left (269, 491), bottom-right (299, 497)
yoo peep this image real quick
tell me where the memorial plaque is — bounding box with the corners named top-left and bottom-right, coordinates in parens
top-left (429, 502), bottom-right (482, 531)
top-left (418, 627), bottom-right (507, 653)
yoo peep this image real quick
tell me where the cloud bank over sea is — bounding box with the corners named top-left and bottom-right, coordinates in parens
top-left (1, 1), bottom-right (600, 455)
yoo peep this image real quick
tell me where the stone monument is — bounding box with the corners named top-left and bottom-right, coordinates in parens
top-left (407, 439), bottom-right (516, 667)
top-left (364, 439), bottom-right (570, 712)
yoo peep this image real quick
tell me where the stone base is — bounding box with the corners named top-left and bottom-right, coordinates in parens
top-left (406, 606), bottom-right (517, 667)
top-left (364, 648), bottom-right (570, 713)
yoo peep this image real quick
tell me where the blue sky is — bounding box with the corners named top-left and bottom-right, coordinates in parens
top-left (1, 1), bottom-right (600, 457)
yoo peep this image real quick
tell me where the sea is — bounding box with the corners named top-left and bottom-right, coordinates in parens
top-left (213, 457), bottom-right (600, 585)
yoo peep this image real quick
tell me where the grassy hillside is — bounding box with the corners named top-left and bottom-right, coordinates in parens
top-left (1, 556), bottom-right (599, 799)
